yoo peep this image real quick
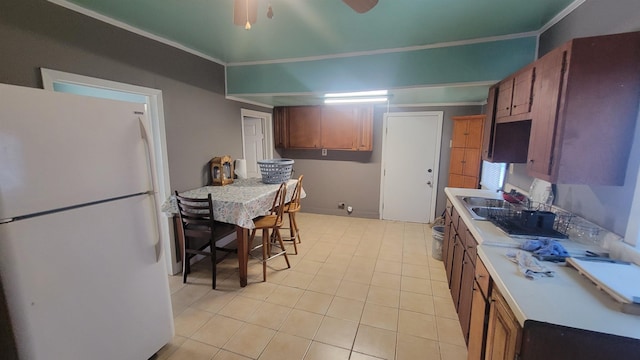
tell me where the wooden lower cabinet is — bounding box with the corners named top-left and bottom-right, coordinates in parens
top-left (447, 200), bottom-right (640, 360)
top-left (467, 278), bottom-right (489, 359)
top-left (484, 288), bottom-right (522, 360)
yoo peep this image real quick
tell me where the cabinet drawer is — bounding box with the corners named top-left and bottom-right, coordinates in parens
top-left (475, 258), bottom-right (490, 298)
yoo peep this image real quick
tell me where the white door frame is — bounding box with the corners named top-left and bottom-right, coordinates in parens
top-left (379, 111), bottom-right (443, 223)
top-left (40, 68), bottom-right (177, 275)
top-left (241, 108), bottom-right (274, 163)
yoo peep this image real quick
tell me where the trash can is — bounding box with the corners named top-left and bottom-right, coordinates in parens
top-left (432, 226), bottom-right (445, 260)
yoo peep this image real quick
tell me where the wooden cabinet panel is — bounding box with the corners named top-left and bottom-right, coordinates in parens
top-left (482, 85), bottom-right (499, 161)
top-left (273, 107), bottom-right (287, 148)
top-left (495, 79), bottom-right (514, 119)
top-left (449, 148), bottom-right (466, 174)
top-left (458, 250), bottom-right (475, 342)
top-left (467, 257), bottom-right (491, 360)
top-left (495, 65), bottom-right (535, 122)
top-left (467, 280), bottom-right (489, 360)
top-left (450, 234), bottom-right (465, 308)
top-left (527, 45), bottom-right (566, 178)
top-left (273, 105), bottom-right (373, 151)
top-left (321, 106), bottom-right (358, 149)
top-left (357, 106), bottom-right (374, 151)
top-left (448, 115), bottom-right (484, 189)
top-left (530, 32), bottom-right (640, 184)
top-left (485, 288), bottom-right (521, 360)
top-left (287, 106), bottom-right (321, 149)
top-left (510, 67), bottom-right (535, 116)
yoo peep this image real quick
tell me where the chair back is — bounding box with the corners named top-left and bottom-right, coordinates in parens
top-left (270, 183), bottom-right (287, 227)
top-left (289, 175), bottom-right (304, 211)
top-left (175, 192), bottom-right (214, 241)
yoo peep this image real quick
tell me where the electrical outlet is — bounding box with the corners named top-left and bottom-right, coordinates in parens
top-left (338, 202), bottom-right (345, 209)
top-left (321, 148), bottom-right (327, 156)
top-left (346, 206), bottom-right (353, 214)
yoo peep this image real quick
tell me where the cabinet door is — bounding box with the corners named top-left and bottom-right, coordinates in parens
top-left (467, 280), bottom-right (489, 360)
top-left (450, 234), bottom-right (465, 308)
top-left (510, 66), bottom-right (535, 116)
top-left (452, 119), bottom-right (469, 148)
top-left (458, 251), bottom-right (476, 343)
top-left (443, 212), bottom-right (453, 281)
top-left (273, 107), bottom-right (287, 148)
top-left (495, 79), bottom-right (514, 119)
top-left (482, 85), bottom-right (499, 161)
top-left (449, 148), bottom-right (466, 175)
top-left (288, 106), bottom-right (321, 149)
top-left (527, 46), bottom-right (566, 180)
top-left (321, 106), bottom-right (358, 149)
top-left (462, 148), bottom-right (481, 177)
top-left (357, 105), bottom-right (374, 151)
top-left (466, 118), bottom-right (484, 149)
top-left (485, 289), bottom-right (522, 360)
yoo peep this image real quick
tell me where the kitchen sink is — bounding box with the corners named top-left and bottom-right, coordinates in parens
top-left (456, 196), bottom-right (510, 220)
top-left (460, 196), bottom-right (507, 208)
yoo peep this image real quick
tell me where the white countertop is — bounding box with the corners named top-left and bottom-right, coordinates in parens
top-left (445, 187), bottom-right (640, 340)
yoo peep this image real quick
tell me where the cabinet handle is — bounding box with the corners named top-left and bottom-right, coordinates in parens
top-left (529, 159), bottom-right (535, 163)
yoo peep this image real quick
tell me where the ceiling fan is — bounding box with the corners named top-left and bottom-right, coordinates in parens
top-left (233, 0), bottom-right (379, 29)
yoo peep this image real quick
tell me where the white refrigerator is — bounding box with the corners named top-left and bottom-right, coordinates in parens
top-left (0, 83), bottom-right (174, 359)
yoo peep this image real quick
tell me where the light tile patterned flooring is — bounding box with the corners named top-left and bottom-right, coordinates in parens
top-left (157, 213), bottom-right (467, 360)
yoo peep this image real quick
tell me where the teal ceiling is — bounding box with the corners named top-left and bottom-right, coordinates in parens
top-left (53, 0), bottom-right (579, 106)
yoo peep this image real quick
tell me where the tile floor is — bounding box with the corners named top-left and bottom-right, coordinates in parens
top-left (157, 212), bottom-right (467, 360)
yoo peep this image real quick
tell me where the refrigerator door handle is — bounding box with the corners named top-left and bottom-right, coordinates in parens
top-left (138, 117), bottom-right (163, 263)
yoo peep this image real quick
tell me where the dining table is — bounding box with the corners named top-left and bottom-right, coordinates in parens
top-left (162, 177), bottom-right (304, 287)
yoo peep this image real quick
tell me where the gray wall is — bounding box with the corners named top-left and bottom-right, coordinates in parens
top-left (277, 105), bottom-right (483, 220)
top-left (0, 0), bottom-right (270, 193)
top-left (0, 2), bottom-right (269, 357)
top-left (505, 0), bottom-right (640, 236)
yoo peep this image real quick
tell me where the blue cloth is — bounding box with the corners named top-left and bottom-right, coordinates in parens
top-left (521, 239), bottom-right (569, 257)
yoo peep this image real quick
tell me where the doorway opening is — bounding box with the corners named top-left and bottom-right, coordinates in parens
top-left (241, 109), bottom-right (274, 178)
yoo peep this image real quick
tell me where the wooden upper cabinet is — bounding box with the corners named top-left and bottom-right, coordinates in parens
top-left (273, 104), bottom-right (374, 151)
top-left (485, 31), bottom-right (640, 185)
top-left (528, 31), bottom-right (640, 185)
top-left (495, 65), bottom-right (535, 123)
top-left (321, 106), bottom-right (359, 150)
top-left (287, 106), bottom-right (322, 149)
top-left (448, 115), bottom-right (484, 189)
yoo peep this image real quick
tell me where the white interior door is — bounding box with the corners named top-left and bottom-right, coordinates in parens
top-left (380, 111), bottom-right (443, 223)
top-left (241, 109), bottom-right (273, 178)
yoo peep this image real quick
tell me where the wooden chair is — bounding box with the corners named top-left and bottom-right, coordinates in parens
top-left (281, 175), bottom-right (303, 254)
top-left (175, 191), bottom-right (235, 289)
top-left (248, 183), bottom-right (291, 282)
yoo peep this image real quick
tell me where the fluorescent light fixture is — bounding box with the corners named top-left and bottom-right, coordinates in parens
top-left (324, 89), bottom-right (388, 98)
top-left (324, 97), bottom-right (388, 104)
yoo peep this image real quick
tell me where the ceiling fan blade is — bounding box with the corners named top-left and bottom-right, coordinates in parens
top-left (233, 0), bottom-right (258, 26)
top-left (343, 0), bottom-right (379, 13)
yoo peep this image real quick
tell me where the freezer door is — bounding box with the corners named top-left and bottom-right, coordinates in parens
top-left (0, 195), bottom-right (173, 360)
top-left (0, 83), bottom-right (152, 220)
